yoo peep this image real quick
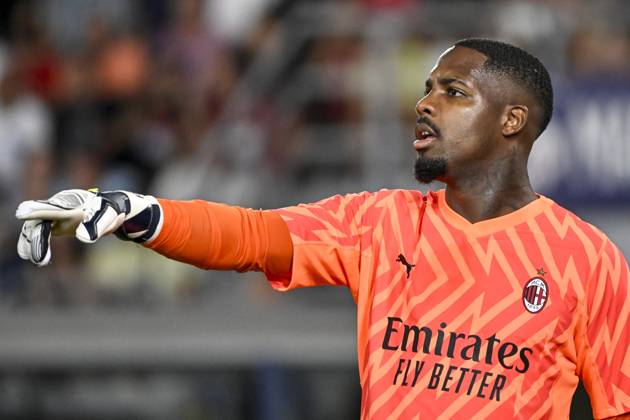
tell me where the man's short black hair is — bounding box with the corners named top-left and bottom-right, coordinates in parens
top-left (454, 38), bottom-right (553, 138)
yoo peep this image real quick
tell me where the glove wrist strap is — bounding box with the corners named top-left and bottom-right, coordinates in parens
top-left (98, 192), bottom-right (163, 243)
top-left (123, 200), bottom-right (163, 243)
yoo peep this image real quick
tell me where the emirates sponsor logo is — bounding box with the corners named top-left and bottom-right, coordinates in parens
top-left (522, 277), bottom-right (548, 314)
top-left (381, 318), bottom-right (534, 401)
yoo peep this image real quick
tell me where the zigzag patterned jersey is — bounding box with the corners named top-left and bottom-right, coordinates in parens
top-left (265, 188), bottom-right (630, 419)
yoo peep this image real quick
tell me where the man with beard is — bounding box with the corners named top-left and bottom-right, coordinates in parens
top-left (16, 39), bottom-right (630, 419)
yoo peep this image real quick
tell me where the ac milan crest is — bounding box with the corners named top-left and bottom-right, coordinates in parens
top-left (522, 277), bottom-right (548, 314)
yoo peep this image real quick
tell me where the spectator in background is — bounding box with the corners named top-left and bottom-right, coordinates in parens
top-left (157, 0), bottom-right (229, 115)
top-left (0, 45), bottom-right (53, 303)
top-left (86, 19), bottom-right (153, 192)
top-left (0, 45), bottom-right (52, 213)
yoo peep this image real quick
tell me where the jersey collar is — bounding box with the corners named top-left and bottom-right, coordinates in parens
top-left (432, 189), bottom-right (553, 236)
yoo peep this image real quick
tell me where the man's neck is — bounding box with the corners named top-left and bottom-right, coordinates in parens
top-left (443, 155), bottom-right (538, 224)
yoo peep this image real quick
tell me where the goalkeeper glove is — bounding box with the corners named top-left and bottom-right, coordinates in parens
top-left (16, 189), bottom-right (162, 267)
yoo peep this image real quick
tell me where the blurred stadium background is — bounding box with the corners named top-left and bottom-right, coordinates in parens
top-left (0, 0), bottom-right (629, 418)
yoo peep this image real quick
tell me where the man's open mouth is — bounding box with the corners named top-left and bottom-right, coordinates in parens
top-left (414, 123), bottom-right (438, 150)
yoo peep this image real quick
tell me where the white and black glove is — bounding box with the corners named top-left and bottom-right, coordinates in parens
top-left (16, 189), bottom-right (162, 267)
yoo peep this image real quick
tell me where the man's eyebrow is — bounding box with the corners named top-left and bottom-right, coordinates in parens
top-left (424, 76), bottom-right (473, 90)
top-left (437, 76), bottom-right (472, 87)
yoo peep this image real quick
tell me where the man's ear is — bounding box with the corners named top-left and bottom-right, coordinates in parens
top-left (502, 105), bottom-right (528, 137)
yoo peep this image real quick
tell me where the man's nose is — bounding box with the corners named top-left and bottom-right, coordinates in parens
top-left (415, 96), bottom-right (435, 116)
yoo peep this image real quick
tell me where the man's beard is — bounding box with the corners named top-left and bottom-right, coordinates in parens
top-left (414, 154), bottom-right (447, 184)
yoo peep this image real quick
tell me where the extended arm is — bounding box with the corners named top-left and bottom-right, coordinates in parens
top-left (147, 199), bottom-right (293, 275)
top-left (16, 189), bottom-right (293, 277)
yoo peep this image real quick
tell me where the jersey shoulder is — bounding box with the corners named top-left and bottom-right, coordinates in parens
top-left (276, 189), bottom-right (427, 232)
top-left (372, 188), bottom-right (427, 205)
top-left (544, 198), bottom-right (621, 259)
top-left (310, 188), bottom-right (427, 211)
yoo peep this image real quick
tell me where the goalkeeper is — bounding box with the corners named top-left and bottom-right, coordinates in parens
top-left (16, 39), bottom-right (630, 419)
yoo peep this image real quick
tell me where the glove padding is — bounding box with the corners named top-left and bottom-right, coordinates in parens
top-left (16, 189), bottom-right (162, 267)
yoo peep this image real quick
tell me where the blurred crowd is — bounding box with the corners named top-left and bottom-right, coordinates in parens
top-left (2, 0), bottom-right (630, 308)
top-left (1, 1), bottom-right (628, 418)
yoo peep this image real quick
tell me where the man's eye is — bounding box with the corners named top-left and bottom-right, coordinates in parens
top-left (447, 88), bottom-right (463, 97)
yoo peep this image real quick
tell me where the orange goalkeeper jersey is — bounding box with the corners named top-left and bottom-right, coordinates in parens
top-left (265, 189), bottom-right (630, 419)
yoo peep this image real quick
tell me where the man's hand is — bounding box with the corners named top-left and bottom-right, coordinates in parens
top-left (16, 189), bottom-right (162, 267)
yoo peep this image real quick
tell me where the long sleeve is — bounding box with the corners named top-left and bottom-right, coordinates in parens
top-left (145, 199), bottom-right (293, 276)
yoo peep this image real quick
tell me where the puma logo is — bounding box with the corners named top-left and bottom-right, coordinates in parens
top-left (396, 254), bottom-right (415, 279)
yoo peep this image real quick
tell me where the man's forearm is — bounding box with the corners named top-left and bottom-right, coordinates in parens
top-left (146, 199), bottom-right (293, 275)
